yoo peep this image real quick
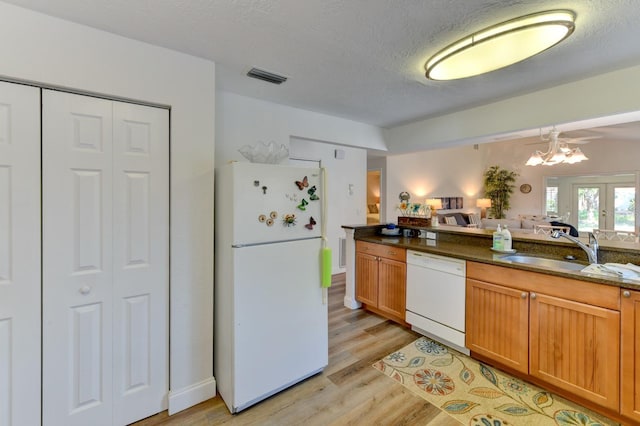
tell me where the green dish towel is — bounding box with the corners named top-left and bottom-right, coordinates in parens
top-left (321, 247), bottom-right (332, 288)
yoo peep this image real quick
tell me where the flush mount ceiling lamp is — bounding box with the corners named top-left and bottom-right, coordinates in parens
top-left (525, 126), bottom-right (588, 166)
top-left (425, 10), bottom-right (576, 80)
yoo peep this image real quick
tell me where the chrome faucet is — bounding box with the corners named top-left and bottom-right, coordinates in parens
top-left (550, 230), bottom-right (599, 264)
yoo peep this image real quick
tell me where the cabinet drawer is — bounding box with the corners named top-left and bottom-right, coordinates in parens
top-left (356, 241), bottom-right (405, 262)
top-left (467, 261), bottom-right (619, 310)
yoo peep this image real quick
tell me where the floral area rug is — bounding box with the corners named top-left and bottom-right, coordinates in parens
top-left (373, 337), bottom-right (618, 426)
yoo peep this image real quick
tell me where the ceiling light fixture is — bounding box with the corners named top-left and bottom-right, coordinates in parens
top-left (525, 126), bottom-right (588, 166)
top-left (425, 10), bottom-right (575, 80)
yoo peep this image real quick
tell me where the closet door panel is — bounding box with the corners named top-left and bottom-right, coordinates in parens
top-left (43, 91), bottom-right (169, 426)
top-left (112, 102), bottom-right (169, 425)
top-left (43, 90), bottom-right (114, 426)
top-left (0, 81), bottom-right (40, 426)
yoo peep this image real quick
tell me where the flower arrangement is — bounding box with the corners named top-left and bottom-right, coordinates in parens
top-left (397, 202), bottom-right (429, 217)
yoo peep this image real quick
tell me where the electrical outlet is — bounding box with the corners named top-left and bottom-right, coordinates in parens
top-left (426, 231), bottom-right (437, 240)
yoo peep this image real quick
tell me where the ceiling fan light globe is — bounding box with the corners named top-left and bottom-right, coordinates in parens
top-left (526, 153), bottom-right (544, 166)
top-left (568, 148), bottom-right (588, 163)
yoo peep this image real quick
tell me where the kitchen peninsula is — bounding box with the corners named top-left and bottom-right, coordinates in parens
top-left (342, 223), bottom-right (640, 424)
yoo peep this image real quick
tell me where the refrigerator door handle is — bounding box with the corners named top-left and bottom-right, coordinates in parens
top-left (232, 236), bottom-right (321, 248)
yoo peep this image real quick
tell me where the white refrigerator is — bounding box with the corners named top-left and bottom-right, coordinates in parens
top-left (214, 162), bottom-right (329, 413)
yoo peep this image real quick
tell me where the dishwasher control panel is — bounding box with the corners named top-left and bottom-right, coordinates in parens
top-left (406, 250), bottom-right (466, 276)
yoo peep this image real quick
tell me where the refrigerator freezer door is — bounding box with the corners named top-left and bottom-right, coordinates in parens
top-left (231, 238), bottom-right (328, 411)
top-left (230, 162), bottom-right (322, 246)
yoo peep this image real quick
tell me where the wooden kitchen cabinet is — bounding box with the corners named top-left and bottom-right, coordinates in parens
top-left (529, 292), bottom-right (619, 411)
top-left (355, 251), bottom-right (379, 306)
top-left (466, 278), bottom-right (529, 374)
top-left (355, 241), bottom-right (406, 324)
top-left (621, 288), bottom-right (640, 422)
top-left (466, 261), bottom-right (620, 411)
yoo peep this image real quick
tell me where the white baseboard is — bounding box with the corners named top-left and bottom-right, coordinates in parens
top-left (343, 295), bottom-right (362, 310)
top-left (168, 377), bottom-right (217, 415)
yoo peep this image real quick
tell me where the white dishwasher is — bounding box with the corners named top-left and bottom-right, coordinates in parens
top-left (405, 250), bottom-right (469, 354)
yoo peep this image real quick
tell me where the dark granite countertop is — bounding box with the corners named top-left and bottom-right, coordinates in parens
top-left (351, 228), bottom-right (640, 291)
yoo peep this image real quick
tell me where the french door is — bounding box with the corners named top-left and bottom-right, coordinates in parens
top-left (42, 90), bottom-right (169, 426)
top-left (0, 82), bottom-right (41, 426)
top-left (573, 183), bottom-right (636, 232)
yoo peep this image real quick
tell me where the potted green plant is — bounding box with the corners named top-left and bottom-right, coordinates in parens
top-left (483, 165), bottom-right (518, 219)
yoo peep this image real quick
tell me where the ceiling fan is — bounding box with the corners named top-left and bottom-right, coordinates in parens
top-left (526, 126), bottom-right (601, 146)
top-left (525, 126), bottom-right (593, 166)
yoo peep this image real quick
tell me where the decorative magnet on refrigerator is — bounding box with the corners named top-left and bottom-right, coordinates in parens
top-left (295, 176), bottom-right (309, 190)
top-left (297, 199), bottom-right (309, 211)
top-left (258, 212), bottom-right (278, 226)
top-left (307, 185), bottom-right (319, 201)
top-left (283, 214), bottom-right (296, 227)
top-left (305, 217), bottom-right (317, 230)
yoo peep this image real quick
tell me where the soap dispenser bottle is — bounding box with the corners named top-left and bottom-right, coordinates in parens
top-left (502, 225), bottom-right (512, 251)
top-left (493, 224), bottom-right (504, 251)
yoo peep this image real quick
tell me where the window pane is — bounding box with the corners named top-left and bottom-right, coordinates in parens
top-left (614, 187), bottom-right (635, 231)
top-left (577, 187), bottom-right (599, 232)
top-left (545, 186), bottom-right (558, 215)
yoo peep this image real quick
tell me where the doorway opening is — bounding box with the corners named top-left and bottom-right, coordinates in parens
top-left (367, 170), bottom-right (381, 224)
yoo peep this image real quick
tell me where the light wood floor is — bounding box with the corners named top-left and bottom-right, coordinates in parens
top-left (132, 274), bottom-right (458, 425)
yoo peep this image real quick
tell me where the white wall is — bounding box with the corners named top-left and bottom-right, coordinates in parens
top-left (385, 64), bottom-right (640, 155)
top-left (215, 91), bottom-right (386, 168)
top-left (385, 145), bottom-right (487, 222)
top-left (215, 91), bottom-right (382, 273)
top-left (289, 138), bottom-right (367, 273)
top-left (385, 135), bottom-right (640, 222)
top-left (0, 2), bottom-right (215, 414)
top-left (483, 137), bottom-right (640, 218)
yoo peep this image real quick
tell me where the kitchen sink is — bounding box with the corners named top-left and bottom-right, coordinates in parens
top-left (498, 255), bottom-right (586, 272)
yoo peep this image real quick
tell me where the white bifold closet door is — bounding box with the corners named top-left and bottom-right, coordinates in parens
top-left (42, 90), bottom-right (169, 426)
top-left (0, 82), bottom-right (41, 426)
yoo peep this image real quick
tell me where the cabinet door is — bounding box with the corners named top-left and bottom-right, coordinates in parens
top-left (466, 279), bottom-right (529, 374)
top-left (355, 252), bottom-right (378, 306)
top-left (621, 289), bottom-right (640, 421)
top-left (377, 257), bottom-right (406, 320)
top-left (530, 293), bottom-right (619, 411)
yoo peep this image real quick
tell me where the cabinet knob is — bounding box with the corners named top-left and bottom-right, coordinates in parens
top-left (623, 290), bottom-right (631, 298)
top-left (521, 292), bottom-right (527, 299)
top-left (530, 292), bottom-right (537, 300)
top-left (79, 285), bottom-right (91, 295)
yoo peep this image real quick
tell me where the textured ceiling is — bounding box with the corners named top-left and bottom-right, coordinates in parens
top-left (4, 0), bottom-right (640, 128)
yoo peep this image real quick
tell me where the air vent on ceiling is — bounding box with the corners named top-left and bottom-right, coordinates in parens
top-left (246, 67), bottom-right (288, 85)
